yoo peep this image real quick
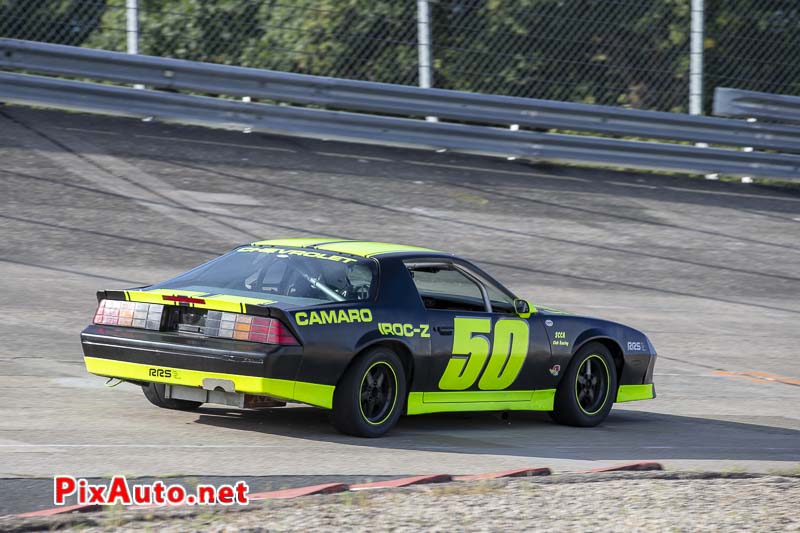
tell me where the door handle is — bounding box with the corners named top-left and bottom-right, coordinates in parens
top-left (435, 326), bottom-right (454, 335)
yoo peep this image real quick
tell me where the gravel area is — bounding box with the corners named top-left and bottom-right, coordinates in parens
top-left (2, 472), bottom-right (800, 532)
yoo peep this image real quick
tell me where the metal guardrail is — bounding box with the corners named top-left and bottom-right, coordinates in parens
top-left (714, 87), bottom-right (800, 125)
top-left (0, 39), bottom-right (799, 180)
top-left (2, 39), bottom-right (800, 153)
top-left (3, 72), bottom-right (799, 181)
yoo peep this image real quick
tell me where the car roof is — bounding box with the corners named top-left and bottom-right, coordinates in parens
top-left (250, 238), bottom-right (445, 259)
top-left (249, 238), bottom-right (517, 299)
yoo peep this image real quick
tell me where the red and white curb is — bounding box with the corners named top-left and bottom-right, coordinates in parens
top-left (250, 482), bottom-right (349, 500)
top-left (16, 462), bottom-right (662, 517)
top-left (453, 467), bottom-right (552, 481)
top-left (580, 462), bottom-right (663, 473)
top-left (350, 474), bottom-right (452, 490)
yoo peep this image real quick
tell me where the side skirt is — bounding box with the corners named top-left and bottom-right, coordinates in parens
top-left (406, 389), bottom-right (555, 415)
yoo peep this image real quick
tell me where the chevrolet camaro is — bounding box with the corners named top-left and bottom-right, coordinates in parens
top-left (81, 238), bottom-right (657, 437)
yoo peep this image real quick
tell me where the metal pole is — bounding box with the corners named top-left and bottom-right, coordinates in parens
top-left (417, 0), bottom-right (437, 122)
top-left (126, 0), bottom-right (139, 55)
top-left (126, 0), bottom-right (144, 89)
top-left (416, 0), bottom-right (432, 88)
top-left (689, 0), bottom-right (704, 115)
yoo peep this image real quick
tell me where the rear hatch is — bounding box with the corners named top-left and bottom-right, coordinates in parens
top-left (93, 289), bottom-right (300, 344)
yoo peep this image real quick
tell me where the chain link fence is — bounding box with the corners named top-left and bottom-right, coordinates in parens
top-left (705, 0), bottom-right (800, 98)
top-left (1, 0), bottom-right (799, 113)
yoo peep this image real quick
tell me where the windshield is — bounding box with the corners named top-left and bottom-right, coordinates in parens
top-left (147, 246), bottom-right (378, 306)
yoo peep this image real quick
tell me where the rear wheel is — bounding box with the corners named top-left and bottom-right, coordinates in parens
top-left (332, 346), bottom-right (406, 437)
top-left (551, 342), bottom-right (616, 427)
top-left (142, 383), bottom-right (203, 411)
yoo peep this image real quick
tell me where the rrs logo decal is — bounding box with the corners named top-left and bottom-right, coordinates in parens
top-left (627, 341), bottom-right (644, 352)
top-left (149, 368), bottom-right (174, 378)
top-left (439, 318), bottom-right (529, 391)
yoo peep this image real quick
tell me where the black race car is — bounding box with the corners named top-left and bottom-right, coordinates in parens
top-left (81, 238), bottom-right (656, 437)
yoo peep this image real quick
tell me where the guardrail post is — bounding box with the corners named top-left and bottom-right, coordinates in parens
top-left (416, 0), bottom-right (437, 122)
top-left (126, 0), bottom-right (144, 89)
top-left (689, 0), bottom-right (704, 115)
top-left (126, 0), bottom-right (139, 55)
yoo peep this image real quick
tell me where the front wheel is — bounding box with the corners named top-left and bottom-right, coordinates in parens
top-left (332, 346), bottom-right (406, 437)
top-left (551, 342), bottom-right (617, 427)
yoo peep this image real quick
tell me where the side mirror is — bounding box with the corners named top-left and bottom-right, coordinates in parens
top-left (513, 298), bottom-right (535, 318)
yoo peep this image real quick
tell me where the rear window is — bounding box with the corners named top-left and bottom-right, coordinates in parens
top-left (147, 246), bottom-right (378, 306)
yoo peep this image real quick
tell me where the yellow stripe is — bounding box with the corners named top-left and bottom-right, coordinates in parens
top-left (315, 241), bottom-right (438, 258)
top-left (406, 389), bottom-right (555, 415)
top-left (200, 294), bottom-right (277, 307)
top-left (251, 238), bottom-right (345, 247)
top-left (84, 357), bottom-right (334, 409)
top-left (141, 289), bottom-right (209, 297)
top-left (249, 239), bottom-right (440, 258)
top-left (122, 290), bottom-right (275, 313)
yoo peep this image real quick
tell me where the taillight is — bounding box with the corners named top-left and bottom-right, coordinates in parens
top-left (204, 311), bottom-right (299, 345)
top-left (93, 299), bottom-right (163, 330)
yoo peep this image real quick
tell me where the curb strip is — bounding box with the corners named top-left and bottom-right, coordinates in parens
top-left (15, 463), bottom-right (663, 517)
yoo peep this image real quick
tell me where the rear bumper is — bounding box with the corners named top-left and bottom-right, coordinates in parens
top-left (81, 325), bottom-right (334, 409)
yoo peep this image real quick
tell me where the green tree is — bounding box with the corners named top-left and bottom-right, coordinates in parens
top-left (432, 0), bottom-right (690, 110)
top-left (0, 0), bottom-right (107, 45)
top-left (4, 0), bottom-right (798, 112)
top-left (705, 0), bottom-right (800, 104)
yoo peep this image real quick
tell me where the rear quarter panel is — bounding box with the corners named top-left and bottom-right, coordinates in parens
top-left (287, 258), bottom-right (430, 387)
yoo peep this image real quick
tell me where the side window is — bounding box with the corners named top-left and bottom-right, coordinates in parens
top-left (484, 281), bottom-right (516, 314)
top-left (406, 264), bottom-right (486, 312)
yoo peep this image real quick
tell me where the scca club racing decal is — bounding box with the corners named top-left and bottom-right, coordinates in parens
top-left (551, 331), bottom-right (569, 347)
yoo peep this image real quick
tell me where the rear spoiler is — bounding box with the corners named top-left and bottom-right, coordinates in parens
top-left (97, 289), bottom-right (279, 316)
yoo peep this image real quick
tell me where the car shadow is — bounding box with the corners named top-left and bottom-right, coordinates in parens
top-left (190, 405), bottom-right (800, 463)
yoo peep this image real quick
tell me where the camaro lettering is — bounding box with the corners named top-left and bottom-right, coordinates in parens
top-left (295, 309), bottom-right (372, 326)
top-left (319, 310), bottom-right (337, 324)
top-left (237, 247), bottom-right (357, 264)
top-left (378, 323), bottom-right (431, 338)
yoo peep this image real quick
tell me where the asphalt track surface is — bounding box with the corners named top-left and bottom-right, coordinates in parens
top-left (1, 106), bottom-right (799, 515)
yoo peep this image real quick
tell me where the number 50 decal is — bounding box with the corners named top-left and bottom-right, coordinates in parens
top-left (438, 317), bottom-right (529, 391)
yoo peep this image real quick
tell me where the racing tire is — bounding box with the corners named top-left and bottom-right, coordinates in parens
top-left (551, 342), bottom-right (617, 427)
top-left (332, 346), bottom-right (406, 438)
top-left (142, 383), bottom-right (203, 411)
